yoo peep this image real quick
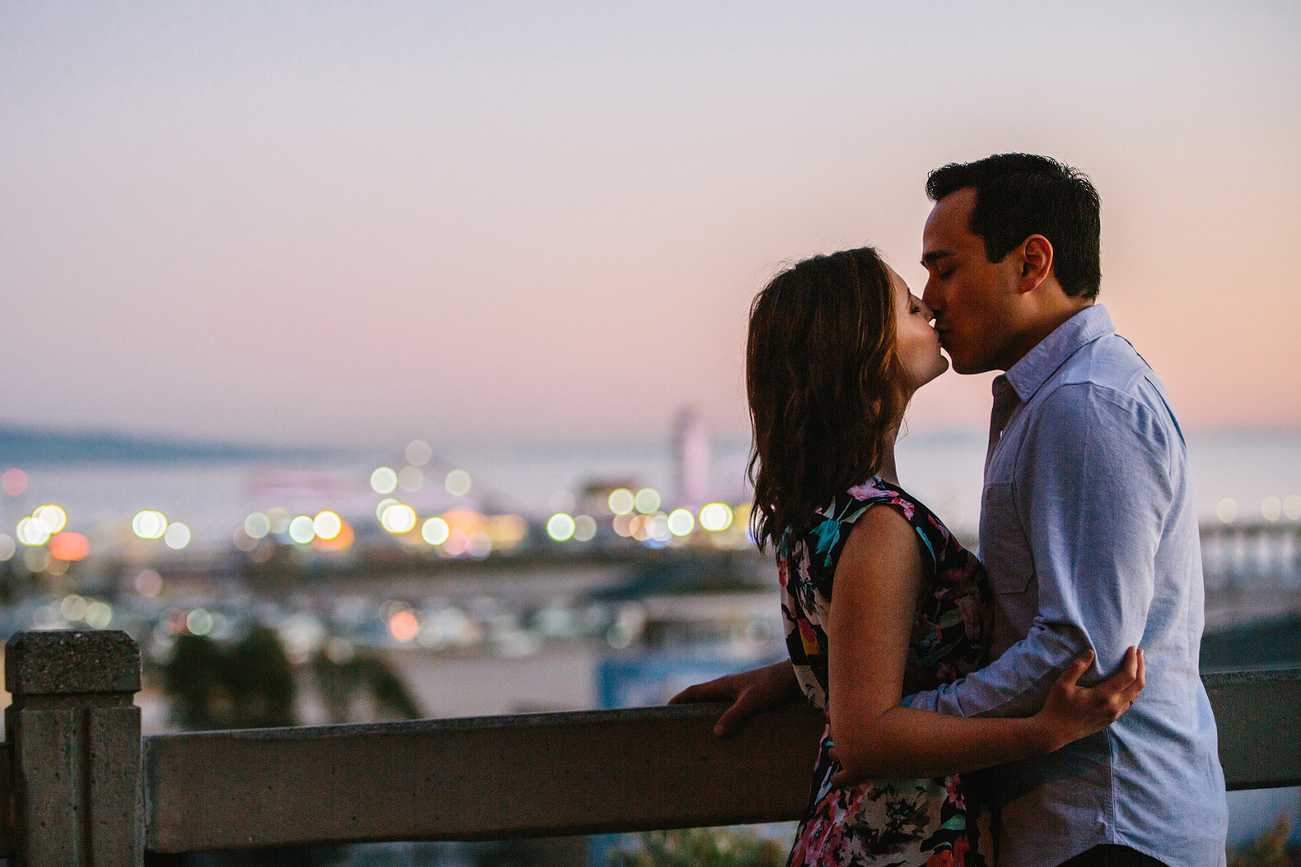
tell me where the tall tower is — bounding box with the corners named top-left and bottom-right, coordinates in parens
top-left (673, 407), bottom-right (710, 508)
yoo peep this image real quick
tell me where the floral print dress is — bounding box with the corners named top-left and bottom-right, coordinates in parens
top-left (779, 477), bottom-right (994, 867)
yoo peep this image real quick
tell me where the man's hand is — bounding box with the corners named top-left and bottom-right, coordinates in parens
top-left (668, 660), bottom-right (800, 738)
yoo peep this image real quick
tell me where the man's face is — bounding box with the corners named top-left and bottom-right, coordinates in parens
top-left (920, 188), bottom-right (1023, 374)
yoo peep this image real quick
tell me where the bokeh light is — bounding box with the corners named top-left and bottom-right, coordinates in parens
top-left (1, 468), bottom-right (27, 496)
top-left (313, 510), bottom-right (343, 540)
top-left (49, 532), bottom-right (90, 562)
top-left (421, 517), bottom-right (450, 545)
top-left (187, 608), bottom-right (214, 636)
top-left (667, 508), bottom-right (695, 536)
top-left (406, 439), bottom-right (433, 467)
top-left (0, 534), bottom-right (14, 561)
top-left (389, 610), bottom-right (419, 642)
top-left (16, 516), bottom-right (51, 546)
top-left (34, 505), bottom-right (67, 533)
top-left (398, 466), bottom-right (424, 492)
top-left (467, 531), bottom-right (492, 558)
top-left (573, 515), bottom-right (597, 542)
top-left (84, 601), bottom-right (112, 630)
top-left (61, 594), bottom-right (88, 621)
top-left (547, 513), bottom-right (576, 541)
top-left (288, 516), bottom-right (316, 544)
top-left (370, 467), bottom-right (398, 494)
top-left (135, 569), bottom-right (163, 597)
top-left (1262, 496), bottom-right (1282, 522)
top-left (646, 513), bottom-right (671, 543)
top-left (375, 497), bottom-right (399, 521)
top-left (1286, 495), bottom-right (1301, 521)
top-left (608, 488), bottom-right (634, 515)
top-left (132, 510), bottom-right (168, 540)
top-left (445, 469), bottom-right (472, 496)
top-left (244, 512), bottom-right (271, 539)
top-left (266, 508), bottom-right (291, 534)
top-left (634, 488), bottom-right (661, 514)
top-left (380, 503), bottom-right (417, 534)
top-left (698, 502), bottom-right (734, 532)
top-left (1216, 498), bottom-right (1239, 524)
top-left (164, 522), bottom-right (191, 550)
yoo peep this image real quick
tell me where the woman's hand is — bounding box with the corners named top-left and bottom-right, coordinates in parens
top-left (1031, 646), bottom-right (1146, 754)
top-left (668, 660), bottom-right (800, 738)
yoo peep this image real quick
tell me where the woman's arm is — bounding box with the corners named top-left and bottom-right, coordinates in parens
top-left (828, 504), bottom-right (1143, 780)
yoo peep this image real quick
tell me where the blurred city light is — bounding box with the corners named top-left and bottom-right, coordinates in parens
top-left (49, 532), bottom-right (90, 562)
top-left (398, 466), bottom-right (424, 492)
top-left (1216, 498), bottom-right (1239, 524)
top-left (266, 508), bottom-right (291, 534)
top-left (16, 516), bottom-right (52, 546)
top-left (370, 467), bottom-right (398, 494)
top-left (61, 594), bottom-right (88, 621)
top-left (313, 510), bottom-right (343, 540)
top-left (467, 531), bottom-right (492, 558)
top-left (612, 513), bottom-right (633, 537)
top-left (1286, 495), bottom-right (1301, 521)
top-left (375, 497), bottom-right (400, 521)
top-left (1, 468), bottom-right (27, 496)
top-left (288, 516), bottom-right (316, 544)
top-left (608, 488), bottom-right (634, 516)
top-left (1262, 496), bottom-right (1282, 522)
top-left (389, 610), bottom-right (419, 642)
top-left (443, 529), bottom-right (469, 556)
top-left (698, 502), bottom-right (734, 532)
top-left (315, 520), bottom-right (354, 551)
top-left (547, 513), bottom-right (576, 542)
top-left (421, 517), bottom-right (450, 545)
top-left (667, 508), bottom-right (695, 536)
top-left (0, 534), bottom-right (14, 561)
top-left (380, 503), bottom-right (417, 534)
top-left (445, 469), bottom-right (472, 496)
top-left (646, 513), bottom-right (671, 543)
top-left (134, 569), bottom-right (163, 598)
top-left (405, 439), bottom-right (433, 467)
top-left (164, 522), bottom-right (191, 550)
top-left (34, 505), bottom-right (67, 533)
top-left (187, 608), bottom-right (214, 636)
top-left (244, 512), bottom-right (271, 539)
top-left (132, 510), bottom-right (168, 540)
top-left (84, 601), bottom-right (112, 630)
top-left (573, 515), bottom-right (597, 542)
top-left (634, 488), bottom-right (661, 514)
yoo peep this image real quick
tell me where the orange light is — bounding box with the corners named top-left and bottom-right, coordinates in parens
top-left (49, 532), bottom-right (90, 562)
top-left (314, 520), bottom-right (354, 551)
top-left (388, 610), bottom-right (418, 642)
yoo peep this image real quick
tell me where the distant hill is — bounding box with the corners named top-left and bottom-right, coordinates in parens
top-left (0, 425), bottom-right (355, 466)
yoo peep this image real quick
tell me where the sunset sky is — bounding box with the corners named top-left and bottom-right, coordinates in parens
top-left (2, 2), bottom-right (1298, 449)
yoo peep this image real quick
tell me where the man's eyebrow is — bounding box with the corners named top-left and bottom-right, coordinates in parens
top-left (921, 249), bottom-right (952, 266)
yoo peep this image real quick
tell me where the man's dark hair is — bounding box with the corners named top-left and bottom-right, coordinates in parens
top-left (926, 153), bottom-right (1101, 299)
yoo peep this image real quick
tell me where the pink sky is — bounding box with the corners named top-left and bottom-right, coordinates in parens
top-left (1, 2), bottom-right (1297, 448)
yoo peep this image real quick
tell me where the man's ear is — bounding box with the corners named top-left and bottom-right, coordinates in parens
top-left (1017, 234), bottom-right (1054, 294)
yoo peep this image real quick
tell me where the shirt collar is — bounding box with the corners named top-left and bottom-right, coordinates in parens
top-left (1002, 304), bottom-right (1115, 403)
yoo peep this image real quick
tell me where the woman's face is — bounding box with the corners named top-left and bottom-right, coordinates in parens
top-left (889, 266), bottom-right (948, 393)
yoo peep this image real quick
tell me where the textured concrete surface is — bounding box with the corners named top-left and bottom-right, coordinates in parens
top-left (5, 630), bottom-right (141, 696)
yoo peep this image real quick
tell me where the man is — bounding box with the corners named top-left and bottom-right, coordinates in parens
top-left (674, 154), bottom-right (1228, 866)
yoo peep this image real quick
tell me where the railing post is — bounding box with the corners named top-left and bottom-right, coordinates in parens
top-left (5, 630), bottom-right (142, 866)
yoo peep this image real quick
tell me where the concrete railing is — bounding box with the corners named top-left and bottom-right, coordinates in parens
top-left (2, 631), bottom-right (1299, 865)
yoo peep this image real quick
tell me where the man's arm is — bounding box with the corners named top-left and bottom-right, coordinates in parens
top-left (905, 383), bottom-right (1174, 718)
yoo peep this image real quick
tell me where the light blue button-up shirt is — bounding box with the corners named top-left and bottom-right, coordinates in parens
top-left (903, 305), bottom-right (1228, 867)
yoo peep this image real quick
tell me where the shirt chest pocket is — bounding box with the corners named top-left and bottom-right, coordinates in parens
top-left (978, 481), bottom-right (1035, 595)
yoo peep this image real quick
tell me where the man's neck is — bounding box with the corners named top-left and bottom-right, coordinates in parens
top-left (1000, 299), bottom-right (1094, 371)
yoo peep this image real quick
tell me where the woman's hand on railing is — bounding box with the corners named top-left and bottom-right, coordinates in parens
top-left (668, 660), bottom-right (801, 738)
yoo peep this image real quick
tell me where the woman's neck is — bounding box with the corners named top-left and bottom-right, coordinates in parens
top-left (876, 433), bottom-right (900, 486)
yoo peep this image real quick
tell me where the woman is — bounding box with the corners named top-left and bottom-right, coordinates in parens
top-left (674, 247), bottom-right (1143, 866)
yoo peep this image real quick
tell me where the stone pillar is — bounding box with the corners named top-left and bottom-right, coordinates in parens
top-left (5, 630), bottom-right (142, 867)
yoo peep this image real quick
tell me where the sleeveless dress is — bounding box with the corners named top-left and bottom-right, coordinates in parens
top-left (778, 477), bottom-right (994, 867)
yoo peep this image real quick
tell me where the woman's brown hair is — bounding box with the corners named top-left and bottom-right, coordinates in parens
top-left (747, 247), bottom-right (905, 551)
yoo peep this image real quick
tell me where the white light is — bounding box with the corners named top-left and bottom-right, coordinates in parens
top-left (667, 508), bottom-right (695, 536)
top-left (381, 503), bottom-right (417, 534)
top-left (421, 517), bottom-right (450, 545)
top-left (1262, 497), bottom-right (1282, 522)
top-left (375, 497), bottom-right (399, 521)
top-left (16, 517), bottom-right (51, 546)
top-left (445, 469), bottom-right (472, 496)
top-left (1216, 498), bottom-right (1238, 524)
top-left (0, 534), bottom-right (14, 561)
top-left (132, 510), bottom-right (168, 540)
top-left (398, 466), bottom-right (424, 492)
top-left (647, 513), bottom-right (671, 542)
top-left (164, 522), bottom-right (191, 550)
top-left (634, 488), bottom-right (661, 514)
top-left (84, 601), bottom-right (112, 630)
top-left (698, 502), bottom-right (734, 532)
top-left (370, 467), bottom-right (398, 494)
top-left (288, 516), bottom-right (316, 544)
top-left (34, 505), bottom-right (67, 533)
top-left (405, 439), bottom-right (433, 467)
top-left (187, 608), bottom-right (214, 636)
top-left (61, 594), bottom-right (88, 621)
top-left (244, 512), bottom-right (271, 539)
top-left (608, 488), bottom-right (634, 515)
top-left (1286, 495), bottom-right (1301, 521)
top-left (313, 510), bottom-right (343, 540)
top-left (547, 513), bottom-right (576, 541)
top-left (573, 515), bottom-right (597, 542)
